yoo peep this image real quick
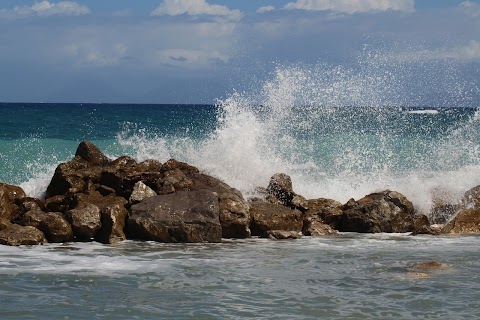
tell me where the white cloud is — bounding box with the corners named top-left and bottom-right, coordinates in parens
top-left (460, 1), bottom-right (480, 17)
top-left (151, 0), bottom-right (243, 21)
top-left (283, 0), bottom-right (415, 14)
top-left (1, 0), bottom-right (90, 18)
top-left (257, 6), bottom-right (275, 14)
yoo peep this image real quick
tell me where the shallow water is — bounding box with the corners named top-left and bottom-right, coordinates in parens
top-left (1, 235), bottom-right (479, 319)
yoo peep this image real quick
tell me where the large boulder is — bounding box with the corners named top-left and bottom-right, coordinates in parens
top-left (266, 173), bottom-right (308, 211)
top-left (0, 224), bottom-right (46, 246)
top-left (187, 173), bottom-right (251, 239)
top-left (443, 209), bottom-right (480, 234)
top-left (340, 190), bottom-right (415, 233)
top-left (127, 190), bottom-right (222, 243)
top-left (249, 201), bottom-right (302, 237)
top-left (0, 183), bottom-right (26, 220)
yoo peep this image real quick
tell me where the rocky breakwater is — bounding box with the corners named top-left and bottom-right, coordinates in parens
top-left (0, 140), bottom-right (479, 246)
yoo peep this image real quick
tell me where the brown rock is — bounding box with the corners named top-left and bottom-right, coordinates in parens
top-left (0, 183), bottom-right (26, 220)
top-left (127, 190), bottom-right (222, 243)
top-left (267, 230), bottom-right (302, 240)
top-left (157, 169), bottom-right (193, 194)
top-left (136, 159), bottom-right (163, 173)
top-left (443, 209), bottom-right (480, 234)
top-left (65, 204), bottom-right (102, 240)
top-left (0, 224), bottom-right (46, 246)
top-left (75, 140), bottom-right (111, 166)
top-left (188, 173), bottom-right (251, 238)
top-left (162, 159), bottom-right (199, 174)
top-left (17, 210), bottom-right (46, 228)
top-left (306, 198), bottom-right (343, 230)
top-left (303, 213), bottom-right (338, 236)
top-left (249, 201), bottom-right (302, 237)
top-left (39, 212), bottom-right (74, 243)
top-left (340, 190), bottom-right (415, 233)
top-left (44, 195), bottom-right (69, 213)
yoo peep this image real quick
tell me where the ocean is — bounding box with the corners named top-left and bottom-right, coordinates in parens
top-left (1, 64), bottom-right (480, 318)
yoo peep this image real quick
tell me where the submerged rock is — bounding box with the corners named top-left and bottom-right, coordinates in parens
top-left (127, 190), bottom-right (222, 243)
top-left (340, 190), bottom-right (415, 233)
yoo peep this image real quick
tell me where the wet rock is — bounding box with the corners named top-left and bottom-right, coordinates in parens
top-left (266, 173), bottom-right (308, 211)
top-left (249, 201), bottom-right (302, 237)
top-left (411, 214), bottom-right (440, 235)
top-left (74, 192), bottom-right (128, 244)
top-left (306, 198), bottom-right (343, 230)
top-left (0, 218), bottom-right (13, 231)
top-left (188, 173), bottom-right (251, 238)
top-left (162, 159), bottom-right (199, 174)
top-left (65, 204), bottom-right (102, 240)
top-left (303, 213), bottom-right (338, 236)
top-left (340, 190), bottom-right (415, 233)
top-left (267, 230), bottom-right (302, 240)
top-left (0, 224), bottom-right (46, 246)
top-left (130, 181), bottom-right (157, 205)
top-left (127, 190), bottom-right (221, 243)
top-left (0, 183), bottom-right (26, 220)
top-left (44, 195), bottom-right (69, 213)
top-left (157, 169), bottom-right (193, 194)
top-left (75, 140), bottom-right (111, 166)
top-left (39, 212), bottom-right (74, 243)
top-left (16, 210), bottom-right (46, 228)
top-left (443, 209), bottom-right (480, 234)
top-left (135, 159), bottom-right (163, 173)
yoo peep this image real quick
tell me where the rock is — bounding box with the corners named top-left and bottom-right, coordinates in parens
top-left (157, 169), bottom-right (193, 194)
top-left (75, 140), bottom-right (111, 166)
top-left (65, 204), bottom-right (102, 240)
top-left (0, 183), bottom-right (26, 220)
top-left (462, 185), bottom-right (480, 209)
top-left (188, 173), bottom-right (251, 238)
top-left (16, 210), bottom-right (46, 228)
top-left (265, 173), bottom-right (309, 211)
top-left (306, 198), bottom-right (343, 230)
top-left (130, 181), bottom-right (157, 205)
top-left (429, 189), bottom-right (460, 224)
top-left (96, 185), bottom-right (116, 196)
top-left (249, 201), bottom-right (302, 237)
top-left (44, 195), bottom-right (69, 213)
top-left (303, 213), bottom-right (338, 236)
top-left (443, 209), bottom-right (480, 234)
top-left (411, 214), bottom-right (440, 235)
top-left (162, 159), bottom-right (199, 174)
top-left (0, 224), bottom-right (46, 246)
top-left (340, 190), bottom-right (415, 233)
top-left (0, 218), bottom-right (13, 231)
top-left (136, 159), bottom-right (163, 173)
top-left (39, 212), bottom-right (74, 243)
top-left (73, 192), bottom-right (128, 244)
top-left (127, 190), bottom-right (222, 243)
top-left (267, 230), bottom-right (302, 240)
top-left (46, 157), bottom-right (103, 198)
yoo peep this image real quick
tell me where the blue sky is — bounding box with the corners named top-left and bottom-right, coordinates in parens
top-left (0, 0), bottom-right (479, 104)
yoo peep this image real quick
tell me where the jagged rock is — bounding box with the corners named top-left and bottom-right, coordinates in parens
top-left (303, 214), bottom-right (338, 236)
top-left (265, 173), bottom-right (308, 211)
top-left (411, 214), bottom-right (440, 235)
top-left (65, 204), bottom-right (102, 240)
top-left (136, 159), bottom-right (163, 173)
top-left (267, 230), bottom-right (302, 240)
top-left (127, 190), bottom-right (222, 243)
top-left (0, 183), bottom-right (26, 220)
top-left (188, 173), bottom-right (251, 238)
top-left (44, 195), bottom-right (69, 213)
top-left (443, 209), bottom-right (480, 234)
top-left (75, 140), bottom-right (111, 166)
top-left (39, 212), bottom-right (74, 243)
top-left (0, 224), bottom-right (46, 246)
top-left (162, 159), bottom-right (199, 174)
top-left (249, 201), bottom-right (302, 237)
top-left (130, 181), bottom-right (157, 204)
top-left (73, 192), bottom-right (128, 244)
top-left (16, 210), bottom-right (46, 228)
top-left (340, 190), bottom-right (415, 233)
top-left (157, 169), bottom-right (193, 194)
top-left (306, 198), bottom-right (343, 230)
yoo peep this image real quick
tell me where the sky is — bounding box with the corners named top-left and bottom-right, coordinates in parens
top-left (0, 0), bottom-right (479, 104)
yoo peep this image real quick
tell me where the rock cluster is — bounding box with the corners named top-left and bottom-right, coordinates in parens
top-left (0, 140), bottom-right (479, 246)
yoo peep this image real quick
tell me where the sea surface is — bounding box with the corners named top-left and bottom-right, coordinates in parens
top-left (1, 64), bottom-right (480, 318)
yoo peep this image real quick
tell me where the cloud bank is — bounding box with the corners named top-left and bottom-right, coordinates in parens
top-left (151, 0), bottom-right (243, 21)
top-left (283, 0), bottom-right (415, 14)
top-left (1, 0), bottom-right (90, 17)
